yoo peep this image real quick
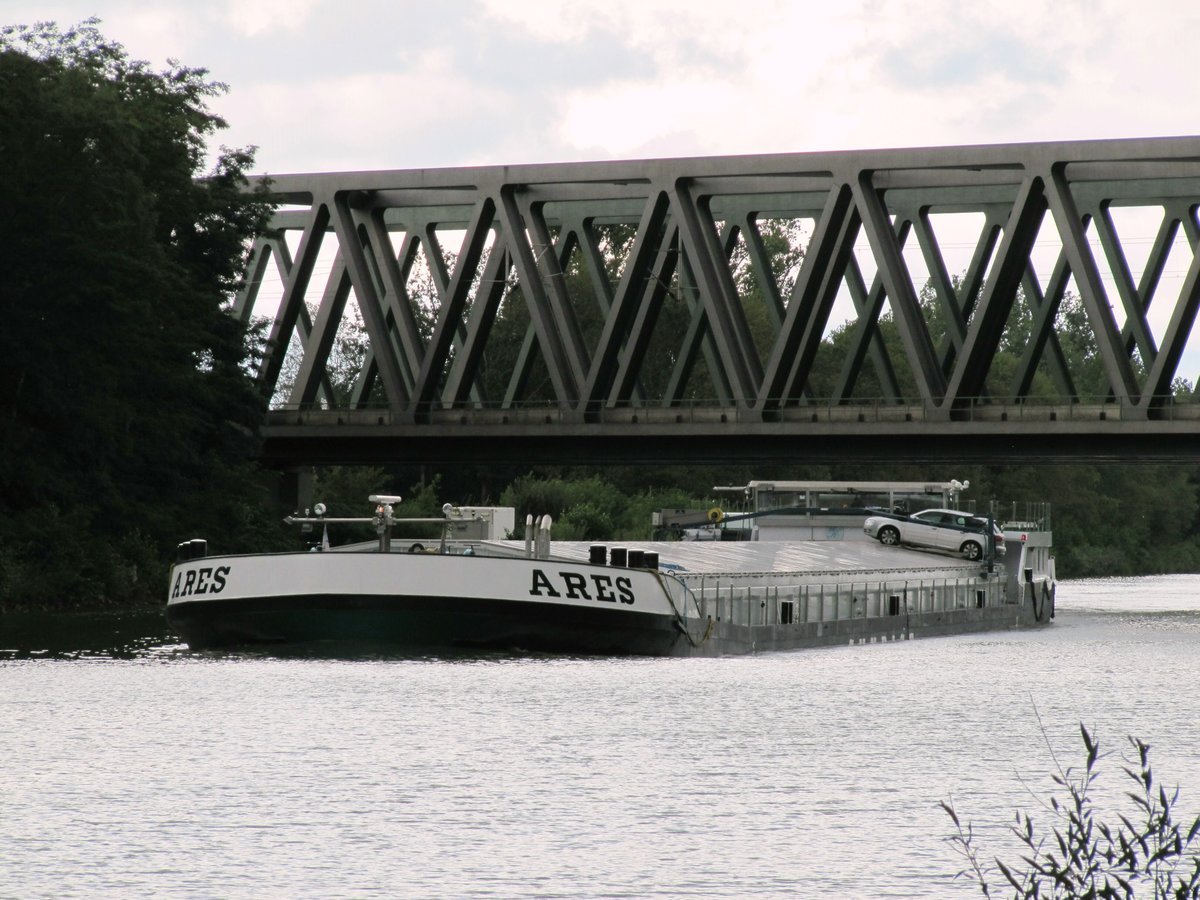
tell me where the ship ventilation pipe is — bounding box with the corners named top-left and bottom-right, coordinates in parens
top-left (589, 545), bottom-right (607, 565)
top-left (609, 547), bottom-right (628, 567)
top-left (643, 551), bottom-right (659, 570)
top-left (627, 549), bottom-right (645, 568)
top-left (536, 515), bottom-right (553, 559)
top-left (176, 539), bottom-right (207, 562)
top-left (524, 514), bottom-right (534, 558)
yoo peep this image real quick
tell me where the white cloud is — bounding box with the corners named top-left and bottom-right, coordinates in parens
top-left (217, 47), bottom-right (512, 173)
top-left (481, 0), bottom-right (1200, 161)
top-left (5, 0), bottom-right (1199, 170)
top-left (220, 0), bottom-right (320, 38)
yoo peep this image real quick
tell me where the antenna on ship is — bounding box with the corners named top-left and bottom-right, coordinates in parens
top-left (314, 503), bottom-right (329, 550)
top-left (948, 480), bottom-right (970, 505)
top-left (369, 494), bottom-right (403, 552)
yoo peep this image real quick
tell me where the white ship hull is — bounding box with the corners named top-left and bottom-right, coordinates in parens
top-left (166, 551), bottom-right (699, 654)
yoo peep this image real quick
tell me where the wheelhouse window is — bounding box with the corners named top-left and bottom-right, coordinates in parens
top-left (891, 492), bottom-right (942, 514)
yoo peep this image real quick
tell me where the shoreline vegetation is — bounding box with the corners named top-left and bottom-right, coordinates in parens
top-left (7, 461), bottom-right (1200, 612)
top-left (944, 722), bottom-right (1200, 897)
top-left (4, 21), bottom-right (1200, 612)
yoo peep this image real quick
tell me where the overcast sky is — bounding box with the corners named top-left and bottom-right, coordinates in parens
top-left (5, 0), bottom-right (1199, 176)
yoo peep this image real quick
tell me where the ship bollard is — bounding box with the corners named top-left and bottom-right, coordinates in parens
top-left (176, 539), bottom-right (207, 562)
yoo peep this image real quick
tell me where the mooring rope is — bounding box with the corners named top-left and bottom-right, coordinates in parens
top-left (659, 572), bottom-right (707, 647)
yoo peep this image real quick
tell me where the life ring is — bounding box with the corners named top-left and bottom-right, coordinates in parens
top-left (707, 507), bottom-right (724, 523)
top-left (408, 543), bottom-right (425, 554)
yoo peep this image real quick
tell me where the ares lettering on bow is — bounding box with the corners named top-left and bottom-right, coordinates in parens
top-left (530, 569), bottom-right (635, 605)
top-left (171, 565), bottom-right (231, 599)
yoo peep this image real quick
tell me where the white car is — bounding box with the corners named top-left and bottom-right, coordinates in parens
top-left (863, 508), bottom-right (1005, 560)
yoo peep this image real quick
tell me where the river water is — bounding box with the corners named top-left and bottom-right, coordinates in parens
top-left (2, 575), bottom-right (1198, 898)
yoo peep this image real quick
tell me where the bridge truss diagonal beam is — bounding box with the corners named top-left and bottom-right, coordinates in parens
top-left (581, 191), bottom-right (673, 412)
top-left (1013, 251), bottom-right (1076, 399)
top-left (672, 179), bottom-right (770, 404)
top-left (850, 170), bottom-right (945, 403)
top-left (1044, 165), bottom-right (1142, 402)
top-left (832, 218), bottom-right (909, 403)
top-left (330, 192), bottom-right (411, 409)
top-left (944, 175), bottom-right (1048, 407)
top-left (1144, 206), bottom-right (1200, 404)
top-left (413, 198), bottom-right (495, 413)
top-left (759, 184), bottom-right (858, 410)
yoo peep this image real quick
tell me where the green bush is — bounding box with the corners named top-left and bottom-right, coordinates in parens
top-left (944, 724), bottom-right (1200, 898)
top-left (555, 502), bottom-right (615, 541)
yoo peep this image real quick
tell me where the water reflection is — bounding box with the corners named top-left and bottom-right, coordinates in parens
top-left (0, 607), bottom-right (604, 664)
top-left (0, 607), bottom-right (178, 660)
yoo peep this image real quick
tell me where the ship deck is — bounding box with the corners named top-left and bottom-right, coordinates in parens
top-left (495, 539), bottom-right (986, 578)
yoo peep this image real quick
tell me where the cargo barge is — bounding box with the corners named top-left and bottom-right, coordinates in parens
top-left (165, 480), bottom-right (1054, 655)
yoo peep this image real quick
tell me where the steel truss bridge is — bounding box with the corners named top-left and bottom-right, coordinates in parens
top-left (239, 137), bottom-right (1200, 466)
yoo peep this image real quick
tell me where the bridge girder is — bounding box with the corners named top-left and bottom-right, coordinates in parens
top-left (236, 137), bottom-right (1200, 465)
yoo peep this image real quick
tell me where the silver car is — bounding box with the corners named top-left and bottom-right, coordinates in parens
top-left (863, 508), bottom-right (1005, 560)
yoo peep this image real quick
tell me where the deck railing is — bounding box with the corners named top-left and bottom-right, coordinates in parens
top-left (686, 573), bottom-right (1006, 629)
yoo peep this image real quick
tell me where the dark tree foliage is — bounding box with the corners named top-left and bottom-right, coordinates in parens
top-left (0, 20), bottom-right (283, 608)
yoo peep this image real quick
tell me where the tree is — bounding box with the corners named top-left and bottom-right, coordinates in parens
top-left (0, 20), bottom-right (280, 607)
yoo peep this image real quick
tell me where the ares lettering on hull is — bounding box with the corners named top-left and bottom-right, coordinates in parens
top-left (530, 569), bottom-right (635, 605)
top-left (171, 565), bottom-right (231, 599)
